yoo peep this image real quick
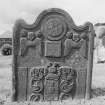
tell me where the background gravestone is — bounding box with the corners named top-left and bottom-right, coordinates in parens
top-left (12, 8), bottom-right (95, 102)
top-left (94, 24), bottom-right (105, 63)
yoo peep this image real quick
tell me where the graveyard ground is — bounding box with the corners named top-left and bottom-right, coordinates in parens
top-left (0, 51), bottom-right (105, 105)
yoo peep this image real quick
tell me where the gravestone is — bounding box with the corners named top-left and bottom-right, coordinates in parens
top-left (12, 8), bottom-right (94, 102)
top-left (94, 24), bottom-right (105, 63)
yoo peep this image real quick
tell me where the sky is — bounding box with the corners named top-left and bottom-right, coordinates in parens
top-left (0, 0), bottom-right (105, 34)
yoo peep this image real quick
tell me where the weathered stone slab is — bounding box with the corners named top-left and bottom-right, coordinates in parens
top-left (12, 8), bottom-right (95, 102)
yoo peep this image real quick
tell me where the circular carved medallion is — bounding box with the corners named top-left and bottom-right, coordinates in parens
top-left (41, 15), bottom-right (67, 40)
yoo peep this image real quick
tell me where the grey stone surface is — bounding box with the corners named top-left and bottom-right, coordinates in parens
top-left (12, 8), bottom-right (95, 102)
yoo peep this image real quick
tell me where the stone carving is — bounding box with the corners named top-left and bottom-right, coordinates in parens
top-left (41, 15), bottom-right (67, 41)
top-left (12, 8), bottom-right (94, 102)
top-left (44, 63), bottom-right (60, 101)
top-left (19, 30), bottom-right (42, 56)
top-left (27, 32), bottom-right (36, 41)
top-left (30, 67), bottom-right (44, 101)
top-left (30, 93), bottom-right (43, 101)
top-left (29, 63), bottom-right (76, 101)
top-left (64, 33), bottom-right (85, 57)
top-left (60, 67), bottom-right (76, 100)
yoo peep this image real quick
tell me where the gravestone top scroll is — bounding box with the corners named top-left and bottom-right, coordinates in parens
top-left (12, 8), bottom-right (94, 102)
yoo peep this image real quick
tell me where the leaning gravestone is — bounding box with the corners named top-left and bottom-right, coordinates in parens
top-left (12, 8), bottom-right (94, 102)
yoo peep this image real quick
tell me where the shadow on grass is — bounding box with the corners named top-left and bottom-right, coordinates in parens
top-left (92, 87), bottom-right (105, 98)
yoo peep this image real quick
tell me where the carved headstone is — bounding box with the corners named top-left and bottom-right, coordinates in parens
top-left (12, 8), bottom-right (94, 102)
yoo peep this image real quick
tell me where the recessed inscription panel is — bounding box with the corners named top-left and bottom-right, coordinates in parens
top-left (45, 41), bottom-right (61, 57)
